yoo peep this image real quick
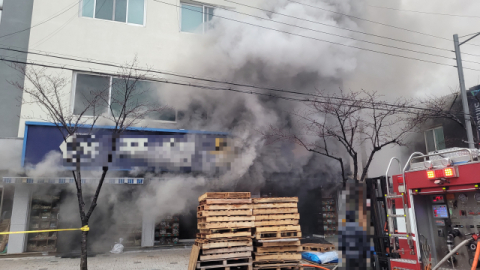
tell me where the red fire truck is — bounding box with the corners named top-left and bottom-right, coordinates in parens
top-left (368, 148), bottom-right (480, 270)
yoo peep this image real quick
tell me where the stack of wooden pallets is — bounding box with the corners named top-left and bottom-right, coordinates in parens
top-left (252, 197), bottom-right (303, 270)
top-left (302, 243), bottom-right (335, 252)
top-left (190, 192), bottom-right (255, 270)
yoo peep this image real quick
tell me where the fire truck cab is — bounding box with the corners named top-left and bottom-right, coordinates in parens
top-left (369, 148), bottom-right (480, 270)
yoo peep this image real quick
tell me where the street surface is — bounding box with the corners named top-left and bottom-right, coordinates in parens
top-left (0, 248), bottom-right (190, 270)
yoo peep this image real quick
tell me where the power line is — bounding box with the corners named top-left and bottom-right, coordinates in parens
top-left (0, 53), bottom-right (470, 117)
top-left (33, 13), bottom-right (78, 48)
top-left (216, 1), bottom-right (458, 62)
top-left (286, 0), bottom-right (480, 48)
top-left (0, 45), bottom-right (471, 114)
top-left (225, 0), bottom-right (456, 54)
top-left (0, 0), bottom-right (81, 40)
top-left (4, 6), bottom-right (80, 61)
top-left (227, 0), bottom-right (480, 59)
top-left (154, 1), bottom-right (476, 71)
top-left (460, 32), bottom-right (480, 38)
top-left (0, 55), bottom-right (428, 114)
top-left (365, 4), bottom-right (480, 19)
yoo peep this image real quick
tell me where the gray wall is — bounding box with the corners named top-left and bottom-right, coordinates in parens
top-left (0, 0), bottom-right (34, 137)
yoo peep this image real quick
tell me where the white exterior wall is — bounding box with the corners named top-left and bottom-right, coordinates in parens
top-left (18, 0), bottom-right (256, 137)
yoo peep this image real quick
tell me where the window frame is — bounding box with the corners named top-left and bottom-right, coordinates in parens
top-left (80, 0), bottom-right (146, 27)
top-left (179, 1), bottom-right (215, 34)
top-left (71, 72), bottom-right (177, 123)
top-left (424, 126), bottom-right (445, 153)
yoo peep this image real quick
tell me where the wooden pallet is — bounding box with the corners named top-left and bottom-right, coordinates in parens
top-left (195, 238), bottom-right (253, 249)
top-left (203, 246), bottom-right (254, 255)
top-left (197, 256), bottom-right (252, 269)
top-left (198, 265), bottom-right (252, 270)
top-left (253, 197), bottom-right (298, 203)
top-left (197, 231), bottom-right (253, 240)
top-left (200, 251), bottom-right (252, 261)
top-left (256, 225), bottom-right (301, 233)
top-left (256, 246), bottom-right (302, 253)
top-left (253, 252), bottom-right (302, 262)
top-left (198, 221), bottom-right (255, 229)
top-left (199, 227), bottom-right (252, 234)
top-left (252, 203), bottom-right (297, 209)
top-left (198, 204), bottom-right (253, 211)
top-left (255, 230), bottom-right (302, 240)
top-left (200, 199), bottom-right (252, 205)
top-left (253, 263), bottom-right (302, 270)
top-left (198, 209), bottom-right (253, 217)
top-left (253, 208), bottom-right (298, 215)
top-left (254, 220), bottom-right (299, 227)
top-left (258, 240), bottom-right (301, 247)
top-left (199, 192), bottom-right (251, 202)
top-left (302, 243), bottom-right (335, 252)
top-left (188, 245), bottom-right (201, 270)
top-left (255, 214), bottom-right (300, 221)
top-left (199, 216), bottom-right (255, 223)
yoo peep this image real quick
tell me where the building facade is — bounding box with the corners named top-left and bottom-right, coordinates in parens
top-left (0, 0), bottom-right (257, 255)
top-left (410, 86), bottom-right (480, 156)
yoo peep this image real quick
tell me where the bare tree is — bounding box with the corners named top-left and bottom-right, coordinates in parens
top-left (415, 91), bottom-right (466, 129)
top-left (414, 88), bottom-right (480, 146)
top-left (11, 61), bottom-right (165, 270)
top-left (264, 90), bottom-right (420, 185)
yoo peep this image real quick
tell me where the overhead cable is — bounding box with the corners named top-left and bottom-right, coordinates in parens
top-left (0, 0), bottom-right (81, 39)
top-left (285, 0), bottom-right (480, 48)
top-left (154, 1), bottom-right (475, 70)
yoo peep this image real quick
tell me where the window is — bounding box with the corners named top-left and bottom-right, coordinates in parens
top-left (74, 74), bottom-right (109, 116)
top-left (424, 126), bottom-right (446, 153)
top-left (180, 2), bottom-right (215, 33)
top-left (81, 0), bottom-right (145, 25)
top-left (73, 73), bottom-right (176, 122)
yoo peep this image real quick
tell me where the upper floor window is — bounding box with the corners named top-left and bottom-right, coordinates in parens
top-left (81, 0), bottom-right (145, 25)
top-left (73, 73), bottom-right (176, 122)
top-left (180, 2), bottom-right (215, 33)
top-left (425, 126), bottom-right (446, 153)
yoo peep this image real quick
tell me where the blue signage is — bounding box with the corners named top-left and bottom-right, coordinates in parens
top-left (22, 122), bottom-right (232, 173)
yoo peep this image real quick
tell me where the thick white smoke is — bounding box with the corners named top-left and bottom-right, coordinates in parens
top-left (123, 0), bottom-right (364, 229)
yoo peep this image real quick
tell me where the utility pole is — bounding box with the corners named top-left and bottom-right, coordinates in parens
top-left (454, 33), bottom-right (478, 149)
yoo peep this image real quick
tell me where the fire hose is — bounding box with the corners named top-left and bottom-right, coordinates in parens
top-left (300, 264), bottom-right (334, 270)
top-left (472, 239), bottom-right (480, 270)
top-left (432, 238), bottom-right (472, 270)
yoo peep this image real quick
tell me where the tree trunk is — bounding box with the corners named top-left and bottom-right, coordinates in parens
top-left (80, 229), bottom-right (88, 270)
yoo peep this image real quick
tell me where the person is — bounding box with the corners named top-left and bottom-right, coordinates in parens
top-left (337, 179), bottom-right (373, 270)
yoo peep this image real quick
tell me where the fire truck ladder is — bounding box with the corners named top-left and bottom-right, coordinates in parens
top-left (385, 157), bottom-right (415, 255)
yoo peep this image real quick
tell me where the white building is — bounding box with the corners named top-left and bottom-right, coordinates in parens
top-left (0, 0), bottom-right (255, 255)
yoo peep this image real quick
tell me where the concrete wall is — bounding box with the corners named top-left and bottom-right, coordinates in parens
top-left (17, 0), bottom-right (258, 137)
top-left (0, 0), bottom-right (34, 137)
top-left (141, 213), bottom-right (155, 247)
top-left (7, 185), bottom-right (31, 254)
